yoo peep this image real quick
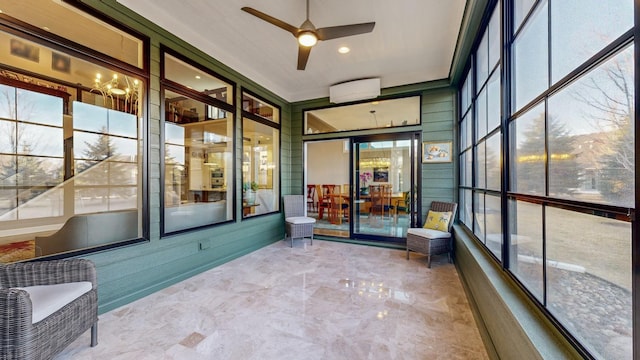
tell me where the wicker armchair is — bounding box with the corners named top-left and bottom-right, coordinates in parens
top-left (406, 201), bottom-right (458, 267)
top-left (0, 259), bottom-right (98, 359)
top-left (284, 195), bottom-right (316, 247)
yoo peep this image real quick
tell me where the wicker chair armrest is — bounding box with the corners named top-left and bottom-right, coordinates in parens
top-left (0, 259), bottom-right (96, 289)
top-left (0, 288), bottom-right (34, 334)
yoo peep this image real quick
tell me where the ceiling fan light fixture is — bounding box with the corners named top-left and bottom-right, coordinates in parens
top-left (298, 32), bottom-right (317, 47)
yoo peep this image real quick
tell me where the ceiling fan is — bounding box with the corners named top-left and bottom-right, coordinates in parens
top-left (241, 0), bottom-right (375, 70)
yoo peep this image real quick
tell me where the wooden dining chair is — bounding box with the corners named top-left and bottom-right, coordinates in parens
top-left (306, 184), bottom-right (317, 212)
top-left (369, 184), bottom-right (393, 220)
top-left (316, 184), bottom-right (330, 219)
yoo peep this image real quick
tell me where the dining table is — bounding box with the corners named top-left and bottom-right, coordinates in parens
top-left (318, 192), bottom-right (404, 219)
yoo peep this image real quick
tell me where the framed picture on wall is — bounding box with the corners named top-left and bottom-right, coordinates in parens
top-left (373, 167), bottom-right (389, 182)
top-left (10, 39), bottom-right (39, 62)
top-left (422, 141), bottom-right (452, 163)
top-left (52, 52), bottom-right (71, 73)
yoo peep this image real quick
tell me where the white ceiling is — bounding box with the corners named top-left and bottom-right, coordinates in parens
top-left (117, 0), bottom-right (466, 103)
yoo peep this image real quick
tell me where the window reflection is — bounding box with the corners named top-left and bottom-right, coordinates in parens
top-left (305, 96), bottom-right (420, 134)
top-left (550, 0), bottom-right (633, 83)
top-left (16, 89), bottom-right (63, 126)
top-left (72, 102), bottom-right (139, 214)
top-left (162, 89), bottom-right (234, 233)
top-left (17, 124), bottom-right (63, 157)
top-left (242, 118), bottom-right (280, 217)
top-left (508, 199), bottom-right (543, 301)
top-left (548, 46), bottom-right (634, 207)
top-left (546, 207), bottom-right (631, 359)
top-left (509, 103), bottom-right (545, 195)
top-left (0, 5), bottom-right (145, 259)
top-left (512, 1), bottom-right (548, 112)
top-left (164, 54), bottom-right (232, 105)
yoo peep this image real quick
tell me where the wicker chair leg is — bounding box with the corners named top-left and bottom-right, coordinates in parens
top-left (91, 323), bottom-right (98, 347)
top-left (406, 248), bottom-right (410, 260)
top-left (427, 255), bottom-right (431, 268)
top-left (310, 233), bottom-right (313, 246)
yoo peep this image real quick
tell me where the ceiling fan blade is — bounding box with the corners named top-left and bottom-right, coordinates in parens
top-left (317, 22), bottom-right (375, 41)
top-left (241, 7), bottom-right (299, 37)
top-left (297, 45), bottom-right (312, 70)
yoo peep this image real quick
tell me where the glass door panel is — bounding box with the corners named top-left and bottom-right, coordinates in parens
top-left (352, 134), bottom-right (419, 242)
top-left (306, 139), bottom-right (350, 238)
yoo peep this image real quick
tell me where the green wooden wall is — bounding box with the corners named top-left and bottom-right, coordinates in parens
top-left (72, 0), bottom-right (457, 314)
top-left (290, 82), bottom-right (457, 216)
top-left (77, 0), bottom-right (292, 313)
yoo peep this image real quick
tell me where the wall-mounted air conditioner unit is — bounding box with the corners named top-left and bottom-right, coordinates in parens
top-left (329, 78), bottom-right (380, 104)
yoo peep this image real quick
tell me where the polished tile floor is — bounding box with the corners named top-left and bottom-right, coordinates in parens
top-left (58, 240), bottom-right (488, 359)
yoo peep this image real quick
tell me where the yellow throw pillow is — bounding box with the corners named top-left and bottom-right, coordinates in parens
top-left (423, 210), bottom-right (452, 231)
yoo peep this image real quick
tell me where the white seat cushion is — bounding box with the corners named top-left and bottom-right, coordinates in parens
top-left (17, 281), bottom-right (92, 323)
top-left (407, 227), bottom-right (451, 239)
top-left (285, 216), bottom-right (316, 224)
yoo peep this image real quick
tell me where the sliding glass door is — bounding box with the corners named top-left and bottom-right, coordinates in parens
top-left (305, 133), bottom-right (419, 242)
top-left (351, 133), bottom-right (420, 242)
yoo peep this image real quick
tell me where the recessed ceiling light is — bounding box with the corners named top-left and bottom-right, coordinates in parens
top-left (338, 46), bottom-right (350, 54)
top-left (195, 75), bottom-right (201, 79)
top-left (42, 26), bottom-right (50, 31)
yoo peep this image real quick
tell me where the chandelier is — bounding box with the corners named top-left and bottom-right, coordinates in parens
top-left (91, 73), bottom-right (140, 115)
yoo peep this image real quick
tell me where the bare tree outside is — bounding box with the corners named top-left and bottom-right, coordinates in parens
top-left (571, 46), bottom-right (634, 207)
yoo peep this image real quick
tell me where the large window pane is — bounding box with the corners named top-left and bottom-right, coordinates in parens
top-left (476, 86), bottom-right (487, 139)
top-left (512, 1), bottom-right (548, 112)
top-left (508, 200), bottom-right (543, 301)
top-left (509, 103), bottom-right (545, 194)
top-left (475, 141), bottom-right (486, 189)
top-left (242, 93), bottom-right (279, 124)
top-left (476, 32), bottom-right (489, 88)
top-left (486, 70), bottom-right (501, 131)
top-left (243, 117), bottom-right (280, 217)
top-left (514, 0), bottom-right (537, 32)
top-left (546, 207), bottom-right (631, 359)
top-left (551, 0), bottom-right (633, 83)
top-left (460, 189), bottom-right (473, 227)
top-left (473, 191), bottom-right (485, 242)
top-left (484, 194), bottom-right (502, 259)
top-left (461, 112), bottom-right (472, 151)
top-left (2, 0), bottom-right (144, 68)
top-left (305, 96), bottom-right (419, 134)
top-left (0, 4), bottom-right (144, 258)
top-left (485, 133), bottom-right (500, 191)
top-left (164, 54), bottom-right (232, 105)
top-left (461, 72), bottom-right (473, 113)
top-left (548, 46), bottom-right (634, 207)
top-left (488, 5), bottom-right (500, 70)
top-left (460, 150), bottom-right (472, 187)
top-left (163, 90), bottom-right (234, 232)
